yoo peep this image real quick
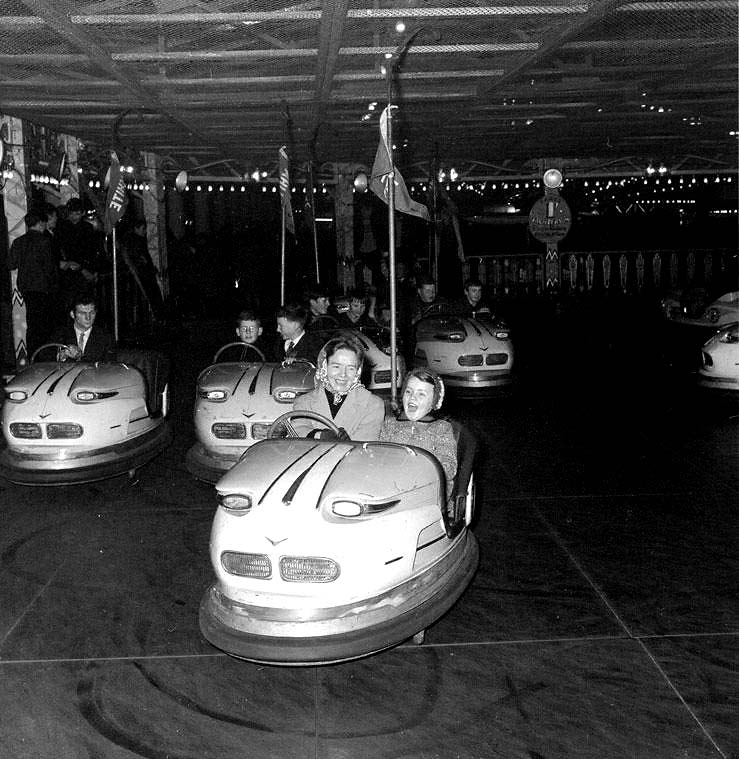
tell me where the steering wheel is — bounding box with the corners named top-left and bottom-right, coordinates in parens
top-left (310, 314), bottom-right (339, 329)
top-left (267, 410), bottom-right (341, 439)
top-left (30, 342), bottom-right (70, 363)
top-left (419, 302), bottom-right (448, 319)
top-left (281, 357), bottom-right (316, 370)
top-left (213, 342), bottom-right (266, 364)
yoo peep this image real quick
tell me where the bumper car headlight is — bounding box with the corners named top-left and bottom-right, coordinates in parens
top-left (434, 332), bottom-right (465, 342)
top-left (5, 390), bottom-right (28, 402)
top-left (274, 389), bottom-right (297, 401)
top-left (218, 493), bottom-right (253, 513)
top-left (331, 498), bottom-right (399, 517)
top-left (199, 389), bottom-right (228, 401)
top-left (75, 390), bottom-right (118, 402)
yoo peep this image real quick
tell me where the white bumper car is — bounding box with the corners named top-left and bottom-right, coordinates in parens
top-left (698, 322), bottom-right (739, 391)
top-left (0, 344), bottom-right (171, 485)
top-left (185, 343), bottom-right (316, 483)
top-left (199, 410), bottom-right (478, 665)
top-left (413, 310), bottom-right (513, 393)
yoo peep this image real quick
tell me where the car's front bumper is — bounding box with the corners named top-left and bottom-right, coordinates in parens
top-left (0, 420), bottom-right (173, 486)
top-left (441, 369), bottom-right (513, 389)
top-left (185, 442), bottom-right (244, 483)
top-left (199, 530), bottom-right (478, 665)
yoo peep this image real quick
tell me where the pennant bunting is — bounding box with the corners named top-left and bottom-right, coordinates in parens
top-left (370, 107), bottom-right (429, 221)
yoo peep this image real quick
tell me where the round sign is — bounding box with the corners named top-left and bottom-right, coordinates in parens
top-left (528, 194), bottom-right (572, 243)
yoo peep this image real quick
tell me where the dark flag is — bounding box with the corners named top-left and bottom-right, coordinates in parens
top-left (279, 146), bottom-right (295, 235)
top-left (104, 151), bottom-right (128, 235)
top-left (370, 107), bottom-right (429, 221)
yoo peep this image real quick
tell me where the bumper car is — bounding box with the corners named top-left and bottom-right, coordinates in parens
top-left (0, 344), bottom-right (172, 485)
top-left (662, 290), bottom-right (739, 328)
top-left (185, 343), bottom-right (316, 483)
top-left (311, 323), bottom-right (406, 392)
top-left (199, 409), bottom-right (478, 665)
top-left (413, 309), bottom-right (513, 393)
top-left (698, 322), bottom-right (739, 391)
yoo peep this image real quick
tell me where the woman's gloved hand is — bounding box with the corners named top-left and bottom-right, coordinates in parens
top-left (310, 427), bottom-right (351, 441)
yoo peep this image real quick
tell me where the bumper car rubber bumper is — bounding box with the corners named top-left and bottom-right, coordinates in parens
top-left (185, 442), bottom-right (242, 484)
top-left (441, 369), bottom-right (513, 390)
top-left (0, 420), bottom-right (173, 486)
top-left (199, 530), bottom-right (479, 665)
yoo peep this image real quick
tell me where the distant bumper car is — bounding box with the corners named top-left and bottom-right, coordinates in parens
top-left (413, 310), bottom-right (513, 392)
top-left (0, 344), bottom-right (171, 485)
top-left (185, 343), bottom-right (316, 483)
top-left (199, 410), bottom-right (478, 665)
top-left (698, 322), bottom-right (739, 391)
top-left (662, 290), bottom-right (739, 328)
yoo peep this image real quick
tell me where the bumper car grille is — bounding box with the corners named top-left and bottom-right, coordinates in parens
top-left (280, 556), bottom-right (339, 583)
top-left (212, 422), bottom-right (247, 439)
top-left (485, 353), bottom-right (508, 365)
top-left (458, 355), bottom-right (483, 366)
top-left (9, 422), bottom-right (42, 439)
top-left (221, 551), bottom-right (271, 578)
top-left (47, 423), bottom-right (83, 439)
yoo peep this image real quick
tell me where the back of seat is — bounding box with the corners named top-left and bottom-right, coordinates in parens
top-left (116, 348), bottom-right (170, 415)
top-left (448, 418), bottom-right (476, 524)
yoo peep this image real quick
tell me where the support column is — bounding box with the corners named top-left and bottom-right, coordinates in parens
top-left (334, 163), bottom-right (355, 292)
top-left (1, 115), bottom-right (28, 366)
top-left (141, 151), bottom-right (168, 298)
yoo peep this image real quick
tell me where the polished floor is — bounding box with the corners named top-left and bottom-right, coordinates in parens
top-left (1, 312), bottom-right (737, 759)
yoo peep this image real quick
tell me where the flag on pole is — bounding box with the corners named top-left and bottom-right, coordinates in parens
top-left (279, 146), bottom-right (295, 235)
top-left (371, 107), bottom-right (429, 221)
top-left (104, 151), bottom-right (128, 235)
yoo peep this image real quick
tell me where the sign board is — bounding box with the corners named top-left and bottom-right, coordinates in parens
top-left (528, 194), bottom-right (572, 243)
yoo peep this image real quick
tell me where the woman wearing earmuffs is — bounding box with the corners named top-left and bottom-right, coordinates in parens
top-left (380, 367), bottom-right (457, 497)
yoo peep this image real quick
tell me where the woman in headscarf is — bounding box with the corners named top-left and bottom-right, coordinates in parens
top-left (380, 367), bottom-right (457, 497)
top-left (292, 335), bottom-right (385, 441)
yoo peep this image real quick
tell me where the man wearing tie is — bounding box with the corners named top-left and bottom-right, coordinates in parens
top-left (275, 303), bottom-right (321, 364)
top-left (50, 293), bottom-right (114, 362)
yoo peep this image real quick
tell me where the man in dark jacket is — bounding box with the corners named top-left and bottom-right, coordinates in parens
top-left (275, 303), bottom-right (322, 364)
top-left (50, 293), bottom-right (114, 362)
top-left (7, 208), bottom-right (58, 354)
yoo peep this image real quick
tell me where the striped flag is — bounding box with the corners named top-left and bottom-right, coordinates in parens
top-left (279, 146), bottom-right (295, 235)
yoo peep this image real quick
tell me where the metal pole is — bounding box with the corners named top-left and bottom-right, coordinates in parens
top-left (280, 205), bottom-right (286, 304)
top-left (111, 227), bottom-right (119, 343)
top-left (308, 161), bottom-right (320, 283)
top-left (387, 108), bottom-right (398, 410)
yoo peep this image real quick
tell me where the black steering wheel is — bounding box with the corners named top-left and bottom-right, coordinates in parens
top-left (281, 357), bottom-right (316, 370)
top-left (419, 302), bottom-right (448, 319)
top-left (30, 342), bottom-right (70, 363)
top-left (311, 314), bottom-right (339, 329)
top-left (267, 410), bottom-right (341, 439)
top-left (213, 342), bottom-right (266, 364)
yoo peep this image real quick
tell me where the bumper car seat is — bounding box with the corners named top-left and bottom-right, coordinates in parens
top-left (116, 348), bottom-right (170, 416)
top-left (447, 419), bottom-right (477, 527)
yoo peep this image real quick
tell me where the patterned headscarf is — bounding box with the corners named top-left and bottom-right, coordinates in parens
top-left (314, 336), bottom-right (365, 404)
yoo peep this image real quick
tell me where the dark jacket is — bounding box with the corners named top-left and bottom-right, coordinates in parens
top-left (275, 332), bottom-right (322, 364)
top-left (7, 230), bottom-right (58, 294)
top-left (49, 323), bottom-right (114, 362)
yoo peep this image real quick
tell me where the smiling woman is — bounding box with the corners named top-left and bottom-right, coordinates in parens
top-left (292, 336), bottom-right (385, 441)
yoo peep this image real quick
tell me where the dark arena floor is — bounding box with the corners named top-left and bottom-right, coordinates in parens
top-left (1, 307), bottom-right (737, 759)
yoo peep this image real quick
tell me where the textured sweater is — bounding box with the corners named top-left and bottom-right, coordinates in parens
top-left (379, 417), bottom-right (457, 496)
